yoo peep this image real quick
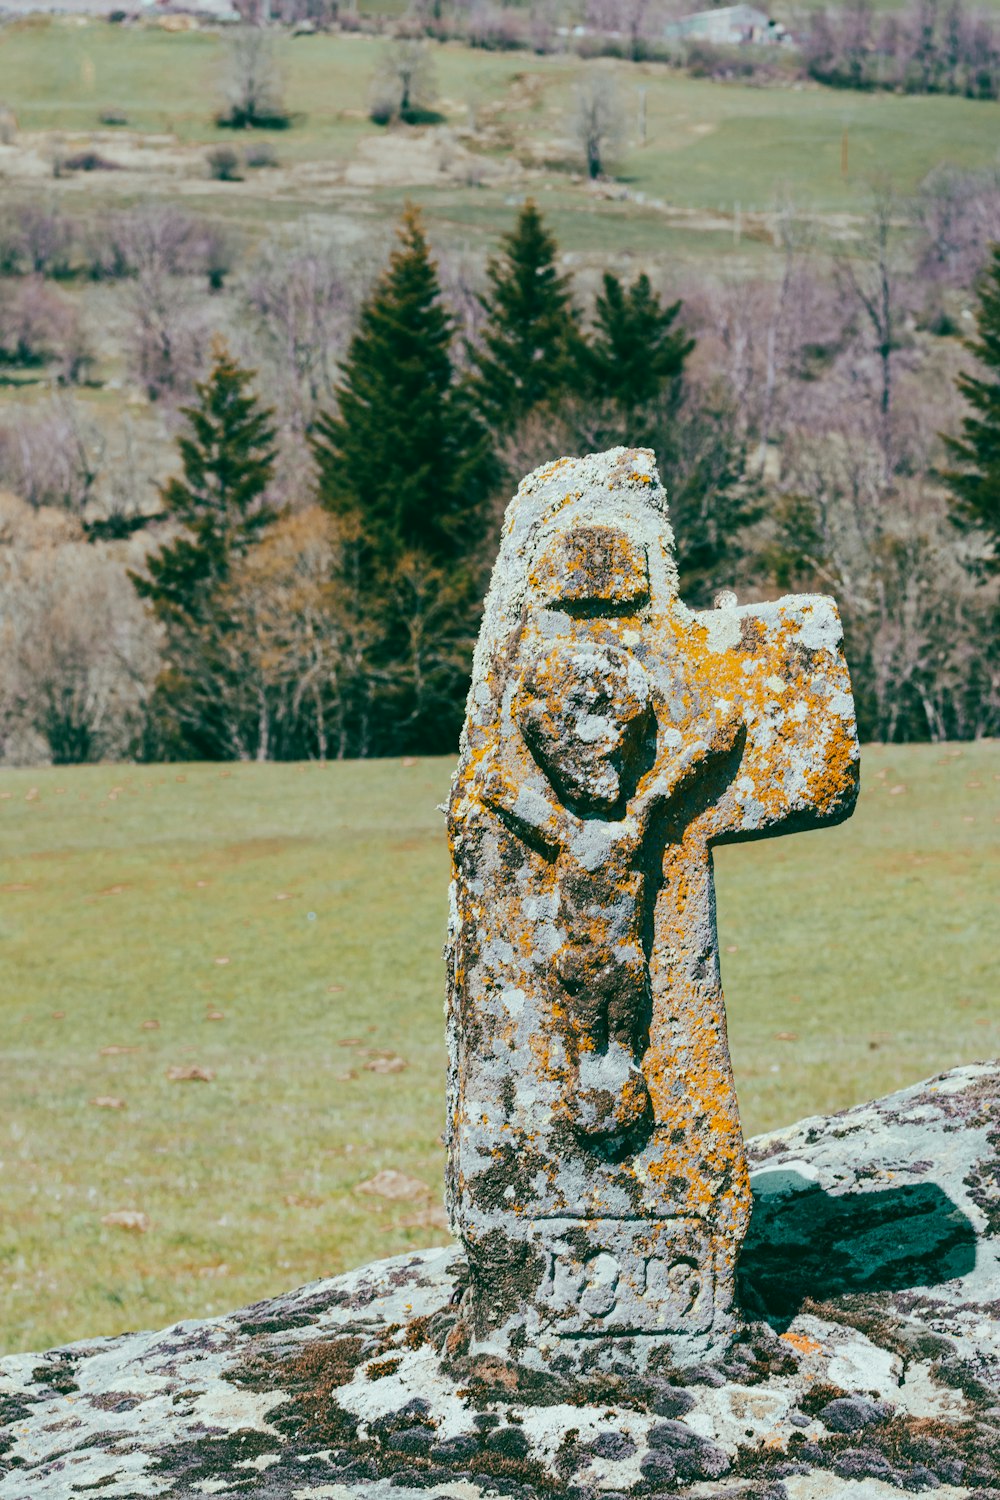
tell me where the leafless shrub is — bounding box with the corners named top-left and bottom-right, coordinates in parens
top-left (769, 441), bottom-right (1000, 740)
top-left (244, 141), bottom-right (279, 168)
top-left (572, 70), bottom-right (627, 178)
top-left (466, 3), bottom-right (530, 50)
top-left (370, 39), bottom-right (438, 123)
top-left (61, 150), bottom-right (121, 173)
top-left (0, 399), bottom-right (104, 512)
top-left (0, 201), bottom-right (76, 278)
top-left (87, 207), bottom-right (237, 291)
top-left (218, 27), bottom-right (291, 129)
top-left (0, 277), bottom-right (78, 367)
top-left (0, 541), bottom-right (158, 765)
top-left (207, 145), bottom-right (243, 182)
top-left (804, 0), bottom-right (1000, 97)
top-left (912, 163), bottom-right (1000, 291)
top-left (585, 0), bottom-right (660, 60)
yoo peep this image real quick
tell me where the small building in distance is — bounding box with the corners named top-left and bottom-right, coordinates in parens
top-left (664, 4), bottom-right (787, 45)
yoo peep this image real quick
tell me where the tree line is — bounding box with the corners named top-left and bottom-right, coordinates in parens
top-left (131, 203), bottom-right (696, 761)
top-left (125, 199), bottom-right (1000, 763)
top-left (2, 192), bottom-right (998, 763)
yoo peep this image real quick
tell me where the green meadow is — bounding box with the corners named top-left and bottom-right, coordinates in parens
top-left (0, 745), bottom-right (996, 1355)
top-left (0, 21), bottom-right (999, 261)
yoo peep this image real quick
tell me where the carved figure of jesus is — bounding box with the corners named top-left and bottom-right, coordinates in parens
top-left (446, 449), bottom-right (858, 1369)
top-left (481, 636), bottom-right (743, 1148)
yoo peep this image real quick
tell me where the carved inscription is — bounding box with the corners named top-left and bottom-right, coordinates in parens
top-left (540, 1217), bottom-right (716, 1337)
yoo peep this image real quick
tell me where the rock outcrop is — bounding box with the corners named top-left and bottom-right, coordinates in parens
top-left (2, 1061), bottom-right (997, 1498)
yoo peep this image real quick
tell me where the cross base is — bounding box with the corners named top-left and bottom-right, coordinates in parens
top-left (462, 1216), bottom-right (740, 1372)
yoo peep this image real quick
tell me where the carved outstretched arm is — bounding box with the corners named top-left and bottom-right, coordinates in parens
top-left (631, 696), bottom-right (744, 824)
top-left (476, 744), bottom-right (578, 857)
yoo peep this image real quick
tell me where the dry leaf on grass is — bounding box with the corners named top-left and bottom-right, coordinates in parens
top-left (141, 1019), bottom-right (160, 1031)
top-left (283, 1193), bottom-right (322, 1209)
top-left (774, 1031), bottom-right (799, 1042)
top-left (205, 1010), bottom-right (225, 1021)
top-left (165, 1065), bottom-right (215, 1083)
top-left (364, 1054), bottom-right (407, 1074)
top-left (356, 1169), bottom-right (429, 1201)
top-left (91, 1096), bottom-right (126, 1109)
top-left (101, 1210), bottom-right (149, 1233)
top-left (213, 956), bottom-right (230, 966)
top-left (338, 1038), bottom-right (362, 1047)
top-left (100, 1045), bottom-right (139, 1056)
top-left (334, 1071), bottom-right (357, 1082)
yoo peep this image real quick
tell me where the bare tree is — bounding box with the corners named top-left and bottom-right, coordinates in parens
top-left (0, 277), bottom-right (80, 368)
top-left (0, 399), bottom-right (105, 512)
top-left (126, 264), bottom-right (208, 403)
top-left (586, 0), bottom-right (657, 59)
top-left (219, 27), bottom-right (289, 128)
top-left (572, 71), bottom-right (627, 179)
top-left (0, 201), bottom-right (75, 278)
top-left (912, 164), bottom-right (1000, 289)
top-left (0, 539), bottom-right (157, 764)
top-left (187, 508), bottom-right (356, 761)
top-left (370, 39), bottom-right (438, 124)
top-left (835, 186), bottom-right (909, 480)
top-left (243, 239), bottom-right (353, 429)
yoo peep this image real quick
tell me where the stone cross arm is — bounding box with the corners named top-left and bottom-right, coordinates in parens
top-left (685, 592), bottom-right (859, 849)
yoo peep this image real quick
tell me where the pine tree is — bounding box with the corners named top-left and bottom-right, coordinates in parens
top-left (468, 200), bottom-right (580, 435)
top-left (944, 246), bottom-right (1000, 573)
top-left (311, 208), bottom-right (490, 757)
top-left (131, 346), bottom-right (279, 758)
top-left (133, 346), bottom-right (279, 628)
top-left (312, 206), bottom-right (485, 567)
top-left (583, 272), bottom-right (694, 413)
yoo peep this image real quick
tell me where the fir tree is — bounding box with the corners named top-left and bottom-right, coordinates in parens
top-left (133, 346), bottom-right (279, 628)
top-left (312, 206), bottom-right (486, 566)
top-left (944, 246), bottom-right (1000, 573)
top-left (131, 346), bottom-right (279, 758)
top-left (312, 208), bottom-right (489, 757)
top-left (583, 272), bottom-right (694, 413)
top-left (468, 200), bottom-right (580, 435)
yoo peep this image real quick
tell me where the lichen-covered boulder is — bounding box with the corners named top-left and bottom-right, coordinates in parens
top-left (2, 1062), bottom-right (997, 1499)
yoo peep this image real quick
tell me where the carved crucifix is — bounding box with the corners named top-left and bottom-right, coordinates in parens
top-left (446, 449), bottom-right (859, 1369)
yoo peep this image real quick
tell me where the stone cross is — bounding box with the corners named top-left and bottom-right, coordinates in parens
top-left (445, 448), bottom-right (859, 1370)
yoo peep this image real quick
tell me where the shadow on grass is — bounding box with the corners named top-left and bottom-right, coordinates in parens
top-left (739, 1170), bottom-right (977, 1330)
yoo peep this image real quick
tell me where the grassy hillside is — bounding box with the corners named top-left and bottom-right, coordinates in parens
top-left (0, 744), bottom-right (996, 1354)
top-left (0, 21), bottom-right (998, 262)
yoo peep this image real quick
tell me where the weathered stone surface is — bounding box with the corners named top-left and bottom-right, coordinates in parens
top-left (445, 448), bottom-right (860, 1368)
top-left (3, 1063), bottom-right (996, 1499)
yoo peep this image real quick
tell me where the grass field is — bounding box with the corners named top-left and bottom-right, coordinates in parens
top-left (1, 21), bottom-right (999, 263)
top-left (0, 744), bottom-right (996, 1355)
